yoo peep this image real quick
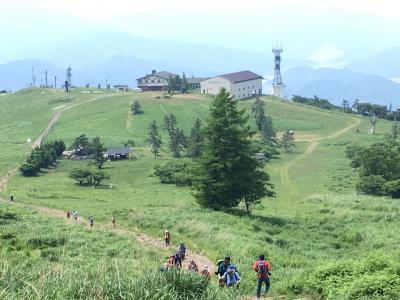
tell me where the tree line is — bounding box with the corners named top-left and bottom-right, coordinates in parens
top-left (149, 90), bottom-right (281, 214)
top-left (346, 124), bottom-right (400, 198)
top-left (19, 140), bottom-right (66, 176)
top-left (168, 73), bottom-right (189, 94)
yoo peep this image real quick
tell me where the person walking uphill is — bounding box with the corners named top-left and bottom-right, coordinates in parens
top-left (164, 230), bottom-right (170, 246)
top-left (89, 216), bottom-right (94, 228)
top-left (253, 254), bottom-right (271, 298)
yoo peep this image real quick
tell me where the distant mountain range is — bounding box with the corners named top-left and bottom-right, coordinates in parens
top-left (281, 66), bottom-right (400, 106)
top-left (1, 32), bottom-right (399, 106)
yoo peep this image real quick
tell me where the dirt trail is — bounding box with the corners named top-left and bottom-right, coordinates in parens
top-left (0, 198), bottom-right (214, 272)
top-left (280, 118), bottom-right (361, 185)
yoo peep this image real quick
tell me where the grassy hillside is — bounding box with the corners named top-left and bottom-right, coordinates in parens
top-left (1, 89), bottom-right (400, 298)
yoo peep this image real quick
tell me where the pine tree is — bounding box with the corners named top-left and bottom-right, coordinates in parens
top-left (147, 121), bottom-right (162, 158)
top-left (131, 101), bottom-right (142, 115)
top-left (91, 136), bottom-right (106, 169)
top-left (174, 75), bottom-right (181, 92)
top-left (181, 72), bottom-right (188, 93)
top-left (260, 116), bottom-right (276, 140)
top-left (168, 76), bottom-right (176, 94)
top-left (164, 113), bottom-right (186, 157)
top-left (187, 118), bottom-right (203, 159)
top-left (194, 89), bottom-right (274, 213)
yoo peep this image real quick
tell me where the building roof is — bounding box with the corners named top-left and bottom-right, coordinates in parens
top-left (187, 77), bottom-right (209, 84)
top-left (106, 147), bottom-right (132, 155)
top-left (220, 70), bottom-right (263, 83)
top-left (137, 71), bottom-right (178, 81)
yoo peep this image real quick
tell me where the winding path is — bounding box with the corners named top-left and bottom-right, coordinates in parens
top-left (280, 118), bottom-right (361, 185)
top-left (0, 92), bottom-right (215, 273)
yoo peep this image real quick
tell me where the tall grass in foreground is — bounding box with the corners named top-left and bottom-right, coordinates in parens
top-left (0, 206), bottom-right (240, 299)
top-left (0, 261), bottom-right (239, 300)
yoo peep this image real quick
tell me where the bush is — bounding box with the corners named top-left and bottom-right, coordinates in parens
top-left (154, 161), bottom-right (195, 187)
top-left (70, 168), bottom-right (110, 187)
top-left (19, 163), bottom-right (40, 176)
top-left (384, 180), bottom-right (400, 198)
top-left (27, 237), bottom-right (67, 249)
top-left (356, 175), bottom-right (386, 196)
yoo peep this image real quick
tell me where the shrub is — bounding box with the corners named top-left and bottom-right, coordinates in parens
top-left (0, 211), bottom-right (19, 221)
top-left (70, 168), bottom-right (110, 187)
top-left (384, 180), bottom-right (400, 198)
top-left (19, 163), bottom-right (40, 176)
top-left (154, 161), bottom-right (195, 187)
top-left (27, 237), bottom-right (67, 249)
top-left (356, 175), bottom-right (386, 196)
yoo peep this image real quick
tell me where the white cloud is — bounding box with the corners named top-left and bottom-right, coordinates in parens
top-left (310, 44), bottom-right (346, 68)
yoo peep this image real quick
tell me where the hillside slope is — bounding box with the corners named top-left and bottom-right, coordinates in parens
top-left (1, 90), bottom-right (399, 299)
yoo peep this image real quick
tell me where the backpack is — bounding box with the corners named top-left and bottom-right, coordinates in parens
top-left (257, 261), bottom-right (267, 275)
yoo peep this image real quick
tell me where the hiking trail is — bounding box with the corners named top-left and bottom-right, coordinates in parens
top-left (280, 118), bottom-right (361, 185)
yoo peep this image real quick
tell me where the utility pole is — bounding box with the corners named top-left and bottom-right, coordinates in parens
top-left (45, 70), bottom-right (48, 88)
top-left (54, 76), bottom-right (57, 89)
top-left (31, 67), bottom-right (36, 87)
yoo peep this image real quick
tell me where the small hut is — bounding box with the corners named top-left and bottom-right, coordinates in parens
top-left (106, 147), bottom-right (132, 160)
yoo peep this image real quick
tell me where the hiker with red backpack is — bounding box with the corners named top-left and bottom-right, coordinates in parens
top-left (253, 254), bottom-right (272, 298)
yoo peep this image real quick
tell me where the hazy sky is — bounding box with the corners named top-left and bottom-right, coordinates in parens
top-left (1, 0), bottom-right (400, 65)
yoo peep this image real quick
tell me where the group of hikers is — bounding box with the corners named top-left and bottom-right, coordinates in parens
top-left (65, 210), bottom-right (116, 229)
top-left (162, 230), bottom-right (271, 298)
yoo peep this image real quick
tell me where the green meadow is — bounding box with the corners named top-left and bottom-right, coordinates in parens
top-left (1, 89), bottom-right (400, 299)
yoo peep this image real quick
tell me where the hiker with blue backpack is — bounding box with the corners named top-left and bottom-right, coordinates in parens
top-left (216, 256), bottom-right (239, 287)
top-left (252, 254), bottom-right (272, 298)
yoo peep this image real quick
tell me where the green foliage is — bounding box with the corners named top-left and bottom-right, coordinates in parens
top-left (131, 100), bottom-right (142, 115)
top-left (187, 118), bottom-right (203, 159)
top-left (281, 131), bottom-right (295, 153)
top-left (357, 175), bottom-right (386, 196)
top-left (19, 162), bottom-right (40, 176)
top-left (181, 72), bottom-right (188, 94)
top-left (292, 95), bottom-right (336, 110)
top-left (91, 136), bottom-right (106, 169)
top-left (345, 144), bottom-right (364, 168)
top-left (70, 134), bottom-right (90, 156)
top-left (70, 167), bottom-right (110, 187)
top-left (27, 236), bottom-right (68, 249)
top-left (304, 254), bottom-right (400, 299)
top-left (147, 120), bottom-right (162, 158)
top-left (19, 140), bottom-right (65, 176)
top-left (384, 180), bottom-right (400, 198)
top-left (349, 142), bottom-right (400, 197)
top-left (194, 89), bottom-right (274, 212)
top-left (164, 113), bottom-right (187, 157)
top-left (154, 161), bottom-right (195, 187)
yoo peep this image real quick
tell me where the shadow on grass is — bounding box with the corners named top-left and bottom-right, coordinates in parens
top-left (224, 208), bottom-right (294, 226)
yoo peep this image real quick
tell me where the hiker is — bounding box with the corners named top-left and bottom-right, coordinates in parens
top-left (223, 268), bottom-right (241, 288)
top-left (111, 216), bottom-right (116, 228)
top-left (173, 253), bottom-right (182, 268)
top-left (177, 242), bottom-right (186, 260)
top-left (160, 262), bottom-right (170, 272)
top-left (9, 195), bottom-right (14, 202)
top-left (72, 210), bottom-right (78, 221)
top-left (201, 265), bottom-right (211, 280)
top-left (164, 230), bottom-right (170, 246)
top-left (89, 216), bottom-right (94, 228)
top-left (253, 254), bottom-right (272, 298)
top-left (67, 211), bottom-right (71, 219)
top-left (216, 256), bottom-right (238, 286)
top-left (187, 260), bottom-right (198, 273)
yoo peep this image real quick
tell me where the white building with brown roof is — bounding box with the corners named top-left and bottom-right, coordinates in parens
top-left (136, 70), bottom-right (177, 91)
top-left (200, 70), bottom-right (263, 99)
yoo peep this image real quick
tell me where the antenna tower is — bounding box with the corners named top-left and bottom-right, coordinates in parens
top-left (31, 67), bottom-right (36, 87)
top-left (271, 47), bottom-right (285, 98)
top-left (45, 70), bottom-right (48, 88)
